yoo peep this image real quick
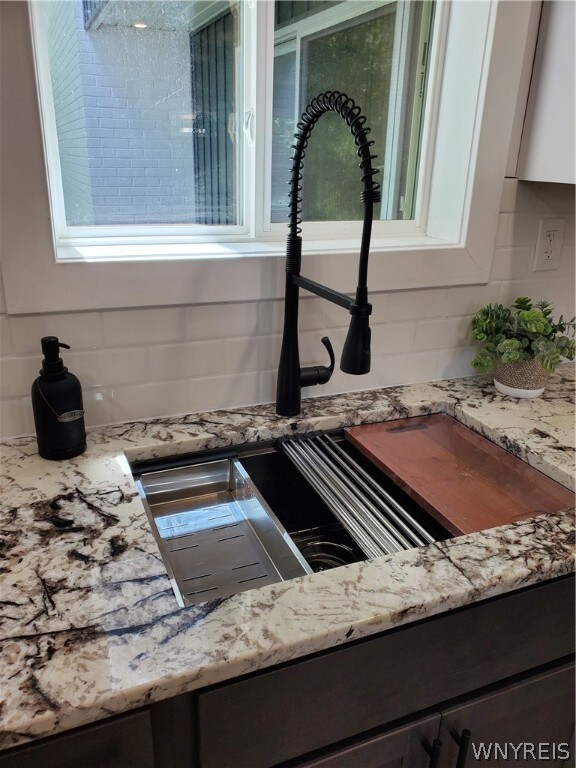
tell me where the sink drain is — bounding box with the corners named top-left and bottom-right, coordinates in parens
top-left (299, 541), bottom-right (357, 572)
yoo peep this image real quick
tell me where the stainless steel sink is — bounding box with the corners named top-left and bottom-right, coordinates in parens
top-left (133, 433), bottom-right (449, 607)
top-left (135, 458), bottom-right (312, 607)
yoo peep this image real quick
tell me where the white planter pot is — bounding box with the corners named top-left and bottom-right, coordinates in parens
top-left (493, 380), bottom-right (546, 399)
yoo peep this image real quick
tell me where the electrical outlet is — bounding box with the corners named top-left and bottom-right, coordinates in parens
top-left (533, 218), bottom-right (565, 271)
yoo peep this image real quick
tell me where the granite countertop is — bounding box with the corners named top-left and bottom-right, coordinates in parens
top-left (1, 368), bottom-right (574, 750)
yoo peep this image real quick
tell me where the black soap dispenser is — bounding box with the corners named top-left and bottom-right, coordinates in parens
top-left (31, 336), bottom-right (87, 460)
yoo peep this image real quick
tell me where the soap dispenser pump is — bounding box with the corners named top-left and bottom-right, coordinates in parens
top-left (31, 336), bottom-right (86, 460)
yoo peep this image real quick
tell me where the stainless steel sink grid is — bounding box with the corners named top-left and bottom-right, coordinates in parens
top-left (278, 434), bottom-right (435, 559)
top-left (135, 458), bottom-right (312, 607)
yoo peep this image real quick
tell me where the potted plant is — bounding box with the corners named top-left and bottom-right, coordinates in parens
top-left (471, 297), bottom-right (575, 398)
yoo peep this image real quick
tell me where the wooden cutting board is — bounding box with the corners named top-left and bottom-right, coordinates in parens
top-left (345, 414), bottom-right (574, 536)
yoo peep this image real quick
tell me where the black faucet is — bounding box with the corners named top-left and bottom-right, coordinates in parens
top-left (275, 91), bottom-right (381, 417)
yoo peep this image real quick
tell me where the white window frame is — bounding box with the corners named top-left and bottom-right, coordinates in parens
top-left (1, 0), bottom-right (536, 314)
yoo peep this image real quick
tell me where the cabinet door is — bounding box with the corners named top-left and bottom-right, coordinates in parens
top-left (439, 662), bottom-right (574, 767)
top-left (294, 714), bottom-right (441, 768)
top-left (517, 0), bottom-right (575, 183)
top-left (0, 710), bottom-right (155, 768)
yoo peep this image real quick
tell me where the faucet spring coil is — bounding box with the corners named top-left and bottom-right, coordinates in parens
top-left (288, 90), bottom-right (381, 238)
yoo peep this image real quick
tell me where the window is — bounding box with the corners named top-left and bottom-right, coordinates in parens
top-left (32, 0), bottom-right (433, 247)
top-left (1, 0), bottom-right (537, 313)
top-left (36, 0), bottom-right (245, 233)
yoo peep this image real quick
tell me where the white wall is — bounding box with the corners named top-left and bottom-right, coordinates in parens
top-left (0, 180), bottom-right (573, 439)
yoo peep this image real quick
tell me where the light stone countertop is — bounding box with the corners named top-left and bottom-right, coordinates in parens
top-left (0, 368), bottom-right (574, 750)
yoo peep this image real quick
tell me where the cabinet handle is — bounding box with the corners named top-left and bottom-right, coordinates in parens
top-left (422, 737), bottom-right (442, 768)
top-left (450, 728), bottom-right (471, 768)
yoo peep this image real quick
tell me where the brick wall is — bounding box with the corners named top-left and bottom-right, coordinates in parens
top-left (0, 181), bottom-right (573, 438)
top-left (45, 4), bottom-right (195, 225)
top-left (45, 1), bottom-right (94, 225)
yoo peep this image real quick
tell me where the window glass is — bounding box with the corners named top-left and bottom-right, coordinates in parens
top-left (271, 1), bottom-right (433, 223)
top-left (271, 50), bottom-right (297, 223)
top-left (40, 0), bottom-right (240, 227)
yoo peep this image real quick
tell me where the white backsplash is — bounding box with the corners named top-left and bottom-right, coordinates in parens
top-left (0, 181), bottom-right (574, 439)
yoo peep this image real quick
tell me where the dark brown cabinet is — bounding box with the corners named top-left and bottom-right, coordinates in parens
top-left (292, 663), bottom-right (575, 767)
top-left (294, 714), bottom-right (441, 768)
top-left (0, 710), bottom-right (155, 768)
top-left (438, 663), bottom-right (575, 768)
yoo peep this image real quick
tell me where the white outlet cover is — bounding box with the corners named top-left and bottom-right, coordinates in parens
top-left (533, 218), bottom-right (565, 271)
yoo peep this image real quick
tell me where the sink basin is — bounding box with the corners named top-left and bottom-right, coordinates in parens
top-left (132, 431), bottom-right (449, 607)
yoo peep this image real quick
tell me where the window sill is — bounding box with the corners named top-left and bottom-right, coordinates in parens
top-left (57, 234), bottom-right (445, 263)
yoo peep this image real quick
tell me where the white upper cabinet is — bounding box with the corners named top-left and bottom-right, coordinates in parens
top-left (517, 0), bottom-right (575, 183)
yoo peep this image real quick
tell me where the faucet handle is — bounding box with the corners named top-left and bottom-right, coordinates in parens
top-left (320, 336), bottom-right (335, 375)
top-left (300, 336), bottom-right (335, 388)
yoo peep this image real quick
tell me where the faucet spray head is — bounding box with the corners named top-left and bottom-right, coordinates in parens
top-left (340, 304), bottom-right (371, 375)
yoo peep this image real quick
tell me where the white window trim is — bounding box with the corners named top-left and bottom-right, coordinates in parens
top-left (1, 0), bottom-right (535, 315)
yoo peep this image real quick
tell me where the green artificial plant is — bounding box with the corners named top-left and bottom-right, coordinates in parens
top-left (471, 297), bottom-right (575, 373)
